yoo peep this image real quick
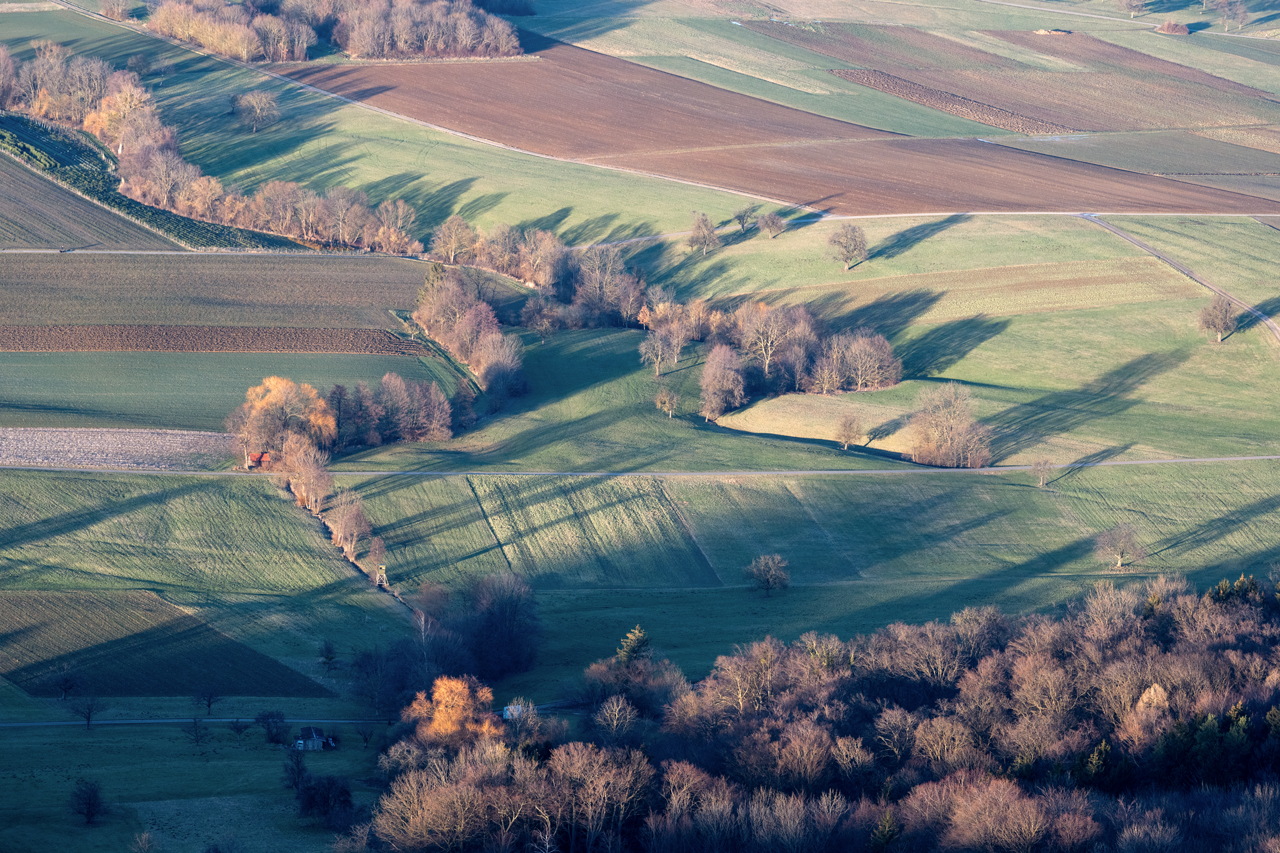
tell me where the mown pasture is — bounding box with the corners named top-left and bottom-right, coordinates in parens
top-left (0, 352), bottom-right (451, 430)
top-left (0, 470), bottom-right (408, 691)
top-left (0, 155), bottom-right (177, 250)
top-left (341, 460), bottom-right (1280, 700)
top-left (722, 293), bottom-right (1280, 464)
top-left (0, 722), bottom-right (382, 853)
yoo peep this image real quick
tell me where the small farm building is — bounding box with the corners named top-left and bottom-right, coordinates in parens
top-left (296, 726), bottom-right (326, 751)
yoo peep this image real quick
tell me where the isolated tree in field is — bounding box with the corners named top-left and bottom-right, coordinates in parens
top-left (829, 223), bottom-right (868, 270)
top-left (699, 344), bottom-right (746, 421)
top-left (431, 215), bottom-right (478, 263)
top-left (228, 718), bottom-right (252, 746)
top-left (910, 382), bottom-right (992, 468)
top-left (745, 554), bottom-right (790, 596)
top-left (1031, 458), bottom-right (1052, 488)
top-left (183, 717), bottom-right (209, 746)
top-left (616, 625), bottom-right (652, 665)
top-left (193, 686), bottom-right (223, 715)
top-left (1216, 0), bottom-right (1248, 29)
top-left (758, 211), bottom-right (786, 239)
top-left (1199, 293), bottom-right (1237, 342)
top-left (320, 639), bottom-right (338, 673)
top-left (130, 832), bottom-right (160, 853)
top-left (689, 212), bottom-right (722, 257)
top-left (836, 413), bottom-right (862, 450)
top-left (69, 779), bottom-right (105, 825)
top-left (234, 90), bottom-right (280, 133)
top-left (1095, 524), bottom-right (1147, 569)
top-left (256, 709), bottom-right (289, 744)
top-left (71, 693), bottom-right (107, 729)
top-left (655, 388), bottom-right (680, 418)
top-left (1119, 0), bottom-right (1145, 16)
top-left (283, 749), bottom-right (309, 791)
top-left (732, 205), bottom-right (759, 233)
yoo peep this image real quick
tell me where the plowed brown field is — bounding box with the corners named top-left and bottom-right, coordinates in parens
top-left (284, 35), bottom-right (895, 160)
top-left (833, 70), bottom-right (1072, 135)
top-left (609, 138), bottom-right (1280, 214)
top-left (284, 33), bottom-right (1280, 214)
top-left (751, 22), bottom-right (1280, 133)
top-left (0, 325), bottom-right (429, 354)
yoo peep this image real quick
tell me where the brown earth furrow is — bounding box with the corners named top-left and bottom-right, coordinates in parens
top-left (0, 325), bottom-right (429, 355)
top-left (833, 69), bottom-right (1075, 135)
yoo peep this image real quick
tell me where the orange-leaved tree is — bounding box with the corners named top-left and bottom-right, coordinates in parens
top-left (226, 376), bottom-right (336, 466)
top-left (401, 675), bottom-right (503, 747)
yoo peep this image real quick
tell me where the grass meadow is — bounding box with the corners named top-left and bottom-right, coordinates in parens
top-left (0, 722), bottom-right (384, 853)
top-left (0, 352), bottom-right (450, 430)
top-left (0, 470), bottom-right (409, 696)
top-left (371, 459), bottom-right (1280, 700)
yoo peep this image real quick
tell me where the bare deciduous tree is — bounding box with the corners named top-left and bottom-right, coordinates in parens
top-left (732, 205), bottom-right (759, 234)
top-left (655, 388), bottom-right (680, 419)
top-left (234, 90), bottom-right (279, 133)
top-left (699, 344), bottom-right (746, 421)
top-left (71, 693), bottom-right (107, 729)
top-left (1095, 524), bottom-right (1147, 570)
top-left (228, 718), bottom-right (252, 746)
top-left (1119, 0), bottom-right (1146, 16)
top-left (836, 413), bottom-right (862, 450)
top-left (640, 323), bottom-right (691, 377)
top-left (193, 686), bottom-right (223, 715)
top-left (1198, 293), bottom-right (1237, 343)
top-left (183, 717), bottom-right (210, 745)
top-left (1031, 458), bottom-right (1052, 488)
top-left (829, 223), bottom-right (867, 270)
top-left (593, 694), bottom-right (639, 744)
top-left (430, 215), bottom-right (478, 263)
top-left (745, 554), bottom-right (790, 597)
top-left (689, 212), bottom-right (722, 257)
top-left (70, 778), bottom-right (106, 825)
top-left (910, 382), bottom-right (992, 469)
top-left (758, 212), bottom-right (786, 239)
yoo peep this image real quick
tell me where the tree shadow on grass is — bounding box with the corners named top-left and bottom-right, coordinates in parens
top-left (899, 315), bottom-right (1010, 378)
top-left (1236, 296), bottom-right (1280, 333)
top-left (1, 481), bottom-right (213, 551)
top-left (984, 351), bottom-right (1189, 462)
top-left (1047, 444), bottom-right (1134, 486)
top-left (1150, 493), bottom-right (1280, 561)
top-left (869, 214), bottom-right (970, 261)
top-left (818, 289), bottom-right (943, 339)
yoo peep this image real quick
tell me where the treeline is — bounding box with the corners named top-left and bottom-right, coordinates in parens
top-left (413, 265), bottom-right (526, 401)
top-left (148, 0), bottom-right (524, 63)
top-left (643, 295), bottom-right (902, 422)
top-left (337, 574), bottom-right (1280, 852)
top-left (0, 43), bottom-right (423, 251)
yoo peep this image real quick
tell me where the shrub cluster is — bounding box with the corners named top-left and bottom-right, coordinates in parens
top-left (342, 574), bottom-right (1280, 853)
top-left (413, 268), bottom-right (525, 400)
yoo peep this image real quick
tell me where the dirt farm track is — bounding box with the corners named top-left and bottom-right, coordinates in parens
top-left (285, 35), bottom-right (1280, 216)
top-left (0, 325), bottom-right (430, 355)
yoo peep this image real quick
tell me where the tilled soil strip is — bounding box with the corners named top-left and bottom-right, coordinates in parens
top-left (0, 427), bottom-right (235, 470)
top-left (0, 325), bottom-right (429, 355)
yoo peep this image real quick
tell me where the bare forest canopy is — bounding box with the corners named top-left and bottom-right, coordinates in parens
top-left (345, 574), bottom-right (1280, 853)
top-left (0, 43), bottom-right (423, 251)
top-left (147, 0), bottom-right (525, 62)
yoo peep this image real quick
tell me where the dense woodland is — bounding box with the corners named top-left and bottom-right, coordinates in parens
top-left (323, 574), bottom-right (1280, 852)
top-left (0, 43), bottom-right (424, 250)
top-left (147, 0), bottom-right (524, 61)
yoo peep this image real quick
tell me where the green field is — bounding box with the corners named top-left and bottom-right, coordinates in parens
top-left (0, 253), bottom-right (425, 328)
top-left (0, 155), bottom-right (179, 250)
top-left (0, 352), bottom-right (450, 430)
top-left (0, 470), bottom-right (408, 693)
top-left (0, 722), bottom-right (383, 853)
top-left (636, 213), bottom-right (1152, 301)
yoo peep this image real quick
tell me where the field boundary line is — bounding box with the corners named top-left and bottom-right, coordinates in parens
top-left (464, 476), bottom-right (515, 571)
top-left (4, 456), bottom-right (1280, 476)
top-left (654, 479), bottom-right (722, 586)
top-left (1080, 213), bottom-right (1280, 344)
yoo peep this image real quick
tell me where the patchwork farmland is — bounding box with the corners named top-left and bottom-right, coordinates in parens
top-left (2, 0), bottom-right (1280, 846)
